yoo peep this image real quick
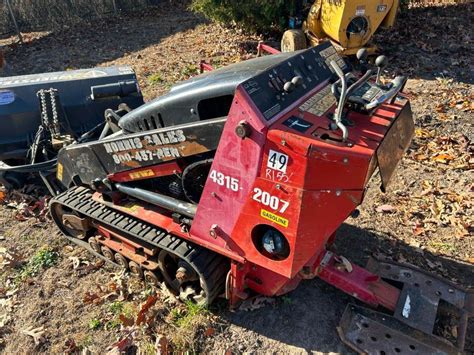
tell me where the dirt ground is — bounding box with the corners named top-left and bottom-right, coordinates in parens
top-left (0, 2), bottom-right (473, 354)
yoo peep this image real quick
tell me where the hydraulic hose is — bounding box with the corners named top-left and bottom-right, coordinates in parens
top-left (0, 159), bottom-right (57, 173)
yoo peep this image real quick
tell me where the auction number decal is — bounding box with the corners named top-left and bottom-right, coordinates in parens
top-left (267, 150), bottom-right (288, 173)
top-left (252, 187), bottom-right (289, 213)
top-left (209, 170), bottom-right (239, 191)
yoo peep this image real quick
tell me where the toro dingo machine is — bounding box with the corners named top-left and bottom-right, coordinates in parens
top-left (49, 42), bottom-right (473, 353)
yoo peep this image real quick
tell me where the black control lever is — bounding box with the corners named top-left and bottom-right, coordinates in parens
top-left (283, 76), bottom-right (303, 93)
top-left (375, 55), bottom-right (388, 86)
top-left (332, 47), bottom-right (371, 100)
top-left (356, 48), bottom-right (368, 72)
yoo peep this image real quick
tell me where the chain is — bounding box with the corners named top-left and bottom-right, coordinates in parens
top-left (37, 88), bottom-right (60, 137)
top-left (38, 89), bottom-right (49, 126)
top-left (50, 88), bottom-right (59, 131)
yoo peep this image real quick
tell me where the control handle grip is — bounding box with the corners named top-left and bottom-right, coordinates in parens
top-left (365, 76), bottom-right (407, 110)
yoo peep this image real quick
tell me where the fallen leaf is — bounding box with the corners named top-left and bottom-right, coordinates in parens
top-left (413, 223), bottom-right (425, 236)
top-left (415, 128), bottom-right (433, 138)
top-left (119, 314), bottom-right (134, 327)
top-left (64, 339), bottom-right (79, 354)
top-left (106, 332), bottom-right (134, 354)
top-left (136, 295), bottom-right (158, 325)
top-left (375, 204), bottom-right (396, 213)
top-left (83, 292), bottom-right (100, 304)
top-left (155, 334), bottom-right (169, 355)
top-left (22, 326), bottom-right (46, 345)
top-left (432, 153), bottom-right (454, 164)
top-left (205, 327), bottom-right (215, 337)
top-left (0, 250), bottom-right (24, 269)
top-left (413, 153), bottom-right (428, 161)
top-left (69, 256), bottom-right (81, 269)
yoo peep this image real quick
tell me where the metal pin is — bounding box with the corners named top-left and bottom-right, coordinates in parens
top-left (209, 224), bottom-right (218, 238)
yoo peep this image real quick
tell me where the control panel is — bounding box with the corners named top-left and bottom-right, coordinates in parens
top-left (241, 42), bottom-right (348, 121)
top-left (351, 82), bottom-right (383, 102)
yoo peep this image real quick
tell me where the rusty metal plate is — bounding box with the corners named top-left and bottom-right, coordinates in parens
top-left (366, 257), bottom-right (474, 350)
top-left (338, 304), bottom-right (460, 355)
top-left (376, 102), bottom-right (415, 192)
top-left (366, 258), bottom-right (474, 314)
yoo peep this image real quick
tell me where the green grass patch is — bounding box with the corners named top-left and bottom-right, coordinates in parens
top-left (106, 301), bottom-right (137, 329)
top-left (169, 301), bottom-right (211, 351)
top-left (108, 301), bottom-right (124, 315)
top-left (139, 341), bottom-right (157, 355)
top-left (104, 318), bottom-right (121, 330)
top-left (428, 241), bottom-right (457, 254)
top-left (180, 64), bottom-right (198, 78)
top-left (148, 72), bottom-right (164, 85)
top-left (171, 301), bottom-right (208, 328)
top-left (88, 318), bottom-right (102, 330)
top-left (16, 247), bottom-right (58, 282)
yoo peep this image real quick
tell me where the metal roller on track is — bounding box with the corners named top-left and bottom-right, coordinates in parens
top-left (50, 186), bottom-right (228, 305)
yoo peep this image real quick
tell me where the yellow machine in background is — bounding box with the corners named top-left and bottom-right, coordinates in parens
top-left (282, 0), bottom-right (400, 54)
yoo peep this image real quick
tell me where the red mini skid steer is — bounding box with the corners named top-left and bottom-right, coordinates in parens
top-left (49, 42), bottom-right (473, 353)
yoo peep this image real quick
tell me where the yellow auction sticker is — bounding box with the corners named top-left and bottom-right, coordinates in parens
top-left (57, 163), bottom-right (63, 181)
top-left (129, 169), bottom-right (155, 180)
top-left (260, 209), bottom-right (289, 228)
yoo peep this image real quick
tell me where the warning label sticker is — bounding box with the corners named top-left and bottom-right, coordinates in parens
top-left (57, 163), bottom-right (63, 181)
top-left (129, 169), bottom-right (155, 180)
top-left (260, 209), bottom-right (289, 228)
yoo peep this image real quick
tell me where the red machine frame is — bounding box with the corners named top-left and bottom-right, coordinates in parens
top-left (98, 42), bottom-right (409, 311)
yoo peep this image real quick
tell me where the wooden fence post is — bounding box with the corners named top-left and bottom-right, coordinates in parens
top-left (5, 0), bottom-right (23, 43)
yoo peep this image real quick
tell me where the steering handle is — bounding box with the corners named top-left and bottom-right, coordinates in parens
top-left (365, 76), bottom-right (407, 110)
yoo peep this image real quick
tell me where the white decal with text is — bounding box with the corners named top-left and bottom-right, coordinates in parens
top-left (267, 149), bottom-right (288, 173)
top-left (209, 170), bottom-right (239, 192)
top-left (252, 187), bottom-right (289, 213)
top-left (104, 130), bottom-right (186, 165)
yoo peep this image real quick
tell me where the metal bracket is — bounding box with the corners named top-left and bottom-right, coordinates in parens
top-left (365, 257), bottom-right (473, 351)
top-left (338, 304), bottom-right (461, 355)
top-left (62, 214), bottom-right (91, 232)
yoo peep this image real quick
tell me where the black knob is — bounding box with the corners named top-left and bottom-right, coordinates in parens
top-left (375, 55), bottom-right (388, 68)
top-left (291, 76), bottom-right (303, 87)
top-left (356, 48), bottom-right (368, 62)
top-left (235, 120), bottom-right (251, 139)
top-left (283, 81), bottom-right (295, 93)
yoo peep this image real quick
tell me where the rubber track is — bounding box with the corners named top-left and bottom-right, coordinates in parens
top-left (50, 186), bottom-right (228, 304)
